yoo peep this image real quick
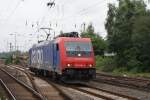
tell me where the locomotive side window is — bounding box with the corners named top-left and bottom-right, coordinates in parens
top-left (65, 41), bottom-right (92, 57)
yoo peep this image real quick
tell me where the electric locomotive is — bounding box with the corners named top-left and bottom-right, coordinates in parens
top-left (29, 37), bottom-right (96, 81)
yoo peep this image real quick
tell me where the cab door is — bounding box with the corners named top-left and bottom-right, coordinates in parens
top-left (53, 43), bottom-right (59, 70)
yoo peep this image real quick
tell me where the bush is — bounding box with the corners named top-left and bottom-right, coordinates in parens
top-left (4, 55), bottom-right (20, 65)
top-left (14, 57), bottom-right (20, 64)
top-left (96, 56), bottom-right (116, 72)
top-left (5, 55), bottom-right (13, 65)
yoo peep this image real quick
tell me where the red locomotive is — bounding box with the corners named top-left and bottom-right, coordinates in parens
top-left (29, 37), bottom-right (96, 81)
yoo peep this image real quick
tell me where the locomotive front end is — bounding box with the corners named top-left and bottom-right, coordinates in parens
top-left (61, 38), bottom-right (96, 80)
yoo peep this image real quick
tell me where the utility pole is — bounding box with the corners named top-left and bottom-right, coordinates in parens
top-left (9, 43), bottom-right (12, 52)
top-left (83, 23), bottom-right (86, 32)
top-left (54, 31), bottom-right (56, 38)
top-left (81, 22), bottom-right (86, 32)
top-left (9, 33), bottom-right (17, 51)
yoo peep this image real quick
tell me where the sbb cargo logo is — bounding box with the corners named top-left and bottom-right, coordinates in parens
top-left (31, 49), bottom-right (43, 64)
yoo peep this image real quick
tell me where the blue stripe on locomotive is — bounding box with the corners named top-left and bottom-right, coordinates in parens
top-left (29, 41), bottom-right (60, 72)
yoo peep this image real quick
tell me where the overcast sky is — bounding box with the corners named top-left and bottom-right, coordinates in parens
top-left (0, 0), bottom-right (149, 52)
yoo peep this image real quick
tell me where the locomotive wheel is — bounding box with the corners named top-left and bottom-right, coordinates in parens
top-left (43, 70), bottom-right (49, 77)
top-left (35, 70), bottom-right (39, 76)
top-left (52, 72), bottom-right (56, 80)
top-left (43, 70), bottom-right (46, 76)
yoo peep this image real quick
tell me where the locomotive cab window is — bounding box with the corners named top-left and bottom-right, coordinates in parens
top-left (65, 41), bottom-right (92, 57)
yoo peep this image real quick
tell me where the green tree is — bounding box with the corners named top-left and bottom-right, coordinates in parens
top-left (132, 15), bottom-right (150, 72)
top-left (81, 24), bottom-right (107, 56)
top-left (105, 0), bottom-right (149, 69)
top-left (5, 55), bottom-right (13, 65)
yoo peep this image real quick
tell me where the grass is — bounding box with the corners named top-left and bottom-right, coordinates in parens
top-left (0, 95), bottom-right (5, 100)
top-left (95, 55), bottom-right (150, 78)
top-left (112, 69), bottom-right (150, 78)
top-left (96, 56), bottom-right (116, 72)
top-left (97, 66), bottom-right (150, 78)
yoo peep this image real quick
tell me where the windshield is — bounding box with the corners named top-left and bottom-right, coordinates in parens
top-left (65, 41), bottom-right (92, 57)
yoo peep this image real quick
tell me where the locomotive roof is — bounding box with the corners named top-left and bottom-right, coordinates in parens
top-left (56, 37), bottom-right (91, 42)
top-left (31, 40), bottom-right (53, 48)
top-left (31, 37), bottom-right (91, 48)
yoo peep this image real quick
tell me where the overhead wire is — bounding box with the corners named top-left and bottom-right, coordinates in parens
top-left (58, 0), bottom-right (109, 34)
top-left (36, 0), bottom-right (108, 36)
top-left (79, 1), bottom-right (108, 16)
top-left (39, 0), bottom-right (56, 26)
top-left (34, 0), bottom-right (58, 40)
top-left (78, 0), bottom-right (107, 14)
top-left (41, 0), bottom-right (107, 34)
top-left (58, 0), bottom-right (108, 21)
top-left (33, 0), bottom-right (51, 34)
top-left (5, 0), bottom-right (23, 21)
top-left (42, 0), bottom-right (62, 28)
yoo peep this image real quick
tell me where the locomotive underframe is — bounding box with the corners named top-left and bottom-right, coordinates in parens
top-left (30, 67), bottom-right (96, 81)
top-left (62, 68), bottom-right (96, 80)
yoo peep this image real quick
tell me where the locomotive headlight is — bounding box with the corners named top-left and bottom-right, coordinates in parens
top-left (89, 64), bottom-right (93, 67)
top-left (78, 53), bottom-right (81, 57)
top-left (67, 64), bottom-right (71, 67)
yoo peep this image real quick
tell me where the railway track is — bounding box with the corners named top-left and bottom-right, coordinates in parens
top-left (44, 78), bottom-right (138, 100)
top-left (6, 65), bottom-right (37, 89)
top-left (71, 86), bottom-right (126, 100)
top-left (95, 73), bottom-right (150, 92)
top-left (3, 65), bottom-right (142, 100)
top-left (0, 79), bottom-right (16, 100)
top-left (97, 72), bottom-right (150, 82)
top-left (84, 83), bottom-right (139, 100)
top-left (4, 65), bottom-right (71, 100)
top-left (0, 67), bottom-right (44, 100)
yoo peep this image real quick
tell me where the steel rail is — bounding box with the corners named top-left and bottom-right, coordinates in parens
top-left (96, 73), bottom-right (150, 82)
top-left (8, 65), bottom-right (139, 100)
top-left (43, 78), bottom-right (72, 100)
top-left (85, 83), bottom-right (139, 100)
top-left (45, 79), bottom-right (117, 100)
top-left (8, 65), bottom-right (70, 100)
top-left (8, 65), bottom-right (39, 91)
top-left (0, 68), bottom-right (46, 100)
top-left (95, 74), bottom-right (150, 92)
top-left (71, 86), bottom-right (115, 100)
top-left (0, 79), bottom-right (16, 100)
